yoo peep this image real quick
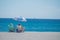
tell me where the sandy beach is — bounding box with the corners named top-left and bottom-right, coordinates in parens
top-left (0, 32), bottom-right (60, 40)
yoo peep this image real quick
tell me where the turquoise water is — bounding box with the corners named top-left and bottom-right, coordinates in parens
top-left (0, 18), bottom-right (60, 32)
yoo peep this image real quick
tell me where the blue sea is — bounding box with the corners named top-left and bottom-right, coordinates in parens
top-left (0, 18), bottom-right (60, 32)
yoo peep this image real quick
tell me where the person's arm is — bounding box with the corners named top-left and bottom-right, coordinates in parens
top-left (21, 28), bottom-right (24, 32)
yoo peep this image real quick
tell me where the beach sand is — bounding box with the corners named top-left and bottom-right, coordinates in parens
top-left (0, 32), bottom-right (60, 40)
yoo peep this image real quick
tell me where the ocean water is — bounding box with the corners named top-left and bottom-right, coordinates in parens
top-left (0, 18), bottom-right (60, 32)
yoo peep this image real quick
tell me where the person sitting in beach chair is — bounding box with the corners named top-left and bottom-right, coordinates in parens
top-left (16, 24), bottom-right (24, 32)
top-left (8, 23), bottom-right (15, 32)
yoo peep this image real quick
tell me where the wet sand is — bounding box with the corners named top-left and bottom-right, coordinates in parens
top-left (0, 32), bottom-right (60, 40)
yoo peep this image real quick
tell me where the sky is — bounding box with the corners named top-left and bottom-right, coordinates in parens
top-left (0, 0), bottom-right (60, 19)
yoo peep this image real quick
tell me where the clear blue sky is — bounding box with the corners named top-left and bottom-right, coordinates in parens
top-left (0, 0), bottom-right (60, 19)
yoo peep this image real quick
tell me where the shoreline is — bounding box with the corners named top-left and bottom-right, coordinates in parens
top-left (0, 32), bottom-right (60, 40)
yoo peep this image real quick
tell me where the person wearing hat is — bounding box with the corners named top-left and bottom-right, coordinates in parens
top-left (8, 23), bottom-right (15, 32)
